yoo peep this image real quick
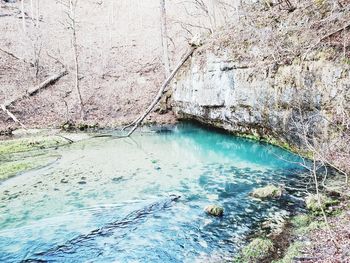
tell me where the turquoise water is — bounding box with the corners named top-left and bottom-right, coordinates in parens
top-left (0, 124), bottom-right (307, 262)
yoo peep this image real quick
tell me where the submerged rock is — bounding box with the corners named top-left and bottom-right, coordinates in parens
top-left (261, 211), bottom-right (289, 237)
top-left (112, 176), bottom-right (123, 183)
top-left (169, 194), bottom-right (181, 202)
top-left (250, 185), bottom-right (283, 199)
top-left (204, 205), bottom-right (224, 217)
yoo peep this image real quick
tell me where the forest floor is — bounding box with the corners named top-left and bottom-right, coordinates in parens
top-left (235, 190), bottom-right (350, 263)
top-left (296, 208), bottom-right (350, 262)
top-left (286, 193), bottom-right (350, 263)
top-left (1, 1), bottom-right (350, 262)
top-left (0, 48), bottom-right (177, 134)
top-left (0, 0), bottom-right (178, 135)
top-left (0, 46), bottom-right (177, 134)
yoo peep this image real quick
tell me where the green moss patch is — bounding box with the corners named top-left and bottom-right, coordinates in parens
top-left (305, 194), bottom-right (340, 215)
top-left (250, 185), bottom-right (283, 199)
top-left (0, 134), bottom-right (66, 181)
top-left (0, 155), bottom-right (58, 181)
top-left (0, 161), bottom-right (34, 181)
top-left (273, 242), bottom-right (303, 263)
top-left (0, 136), bottom-right (67, 155)
top-left (297, 220), bottom-right (326, 235)
top-left (291, 214), bottom-right (311, 228)
top-left (234, 238), bottom-right (274, 262)
top-left (234, 132), bottom-right (303, 155)
top-left (291, 214), bottom-right (326, 235)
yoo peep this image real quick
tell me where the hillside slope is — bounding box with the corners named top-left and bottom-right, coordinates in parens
top-left (172, 0), bottom-right (350, 173)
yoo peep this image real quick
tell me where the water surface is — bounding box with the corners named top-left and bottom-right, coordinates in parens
top-left (0, 124), bottom-right (307, 262)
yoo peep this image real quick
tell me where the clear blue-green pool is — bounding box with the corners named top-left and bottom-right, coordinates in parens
top-left (0, 123), bottom-right (307, 262)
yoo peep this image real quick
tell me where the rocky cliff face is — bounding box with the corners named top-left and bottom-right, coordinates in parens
top-left (172, 49), bottom-right (350, 150)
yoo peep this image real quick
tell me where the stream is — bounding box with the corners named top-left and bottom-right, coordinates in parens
top-left (0, 123), bottom-right (309, 262)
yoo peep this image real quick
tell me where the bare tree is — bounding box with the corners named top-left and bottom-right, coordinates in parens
top-left (290, 111), bottom-right (345, 249)
top-left (21, 0), bottom-right (26, 33)
top-left (160, 0), bottom-right (171, 76)
top-left (67, 0), bottom-right (85, 119)
top-left (36, 0), bottom-right (40, 26)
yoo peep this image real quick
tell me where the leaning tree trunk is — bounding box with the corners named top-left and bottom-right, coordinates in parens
top-left (124, 47), bottom-right (196, 137)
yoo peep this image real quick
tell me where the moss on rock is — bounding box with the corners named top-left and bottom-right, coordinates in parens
top-left (250, 185), bottom-right (283, 199)
top-left (273, 241), bottom-right (302, 263)
top-left (305, 194), bottom-right (340, 214)
top-left (234, 238), bottom-right (274, 262)
top-left (204, 205), bottom-right (224, 217)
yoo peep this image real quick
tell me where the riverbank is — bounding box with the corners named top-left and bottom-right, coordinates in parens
top-left (1, 123), bottom-right (313, 262)
top-left (235, 181), bottom-right (350, 263)
top-left (1, 126), bottom-right (349, 262)
top-left (0, 128), bottom-right (98, 181)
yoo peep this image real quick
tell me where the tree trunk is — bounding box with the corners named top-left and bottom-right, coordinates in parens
top-left (160, 0), bottom-right (170, 76)
top-left (21, 0), bottom-right (26, 33)
top-left (124, 47), bottom-right (195, 137)
top-left (70, 0), bottom-right (85, 119)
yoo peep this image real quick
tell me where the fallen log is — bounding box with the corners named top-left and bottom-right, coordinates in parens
top-left (0, 104), bottom-right (26, 128)
top-left (4, 69), bottom-right (67, 108)
top-left (1, 69), bottom-right (67, 128)
top-left (123, 47), bottom-right (196, 137)
top-left (0, 47), bottom-right (23, 61)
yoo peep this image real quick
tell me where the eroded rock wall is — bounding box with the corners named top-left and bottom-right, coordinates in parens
top-left (172, 50), bottom-right (350, 149)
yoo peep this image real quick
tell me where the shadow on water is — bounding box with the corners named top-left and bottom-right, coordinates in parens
top-left (23, 195), bottom-right (181, 262)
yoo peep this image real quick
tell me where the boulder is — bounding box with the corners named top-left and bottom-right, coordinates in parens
top-left (235, 238), bottom-right (274, 262)
top-left (261, 212), bottom-right (288, 237)
top-left (204, 205), bottom-right (224, 217)
top-left (305, 194), bottom-right (339, 213)
top-left (250, 185), bottom-right (283, 199)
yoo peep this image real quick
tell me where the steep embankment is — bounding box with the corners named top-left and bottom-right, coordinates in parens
top-left (172, 1), bottom-right (350, 154)
top-left (171, 3), bottom-right (350, 260)
top-left (0, 0), bottom-right (179, 133)
top-left (173, 51), bottom-right (349, 149)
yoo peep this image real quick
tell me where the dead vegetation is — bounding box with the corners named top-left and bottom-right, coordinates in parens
top-left (197, 0), bottom-right (350, 175)
top-left (1, 0), bottom-right (234, 131)
top-left (203, 0), bottom-right (350, 67)
top-left (1, 1), bottom-right (350, 262)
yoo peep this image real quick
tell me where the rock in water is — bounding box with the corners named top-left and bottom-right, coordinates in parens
top-left (204, 205), bottom-right (224, 217)
top-left (250, 185), bottom-right (283, 199)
